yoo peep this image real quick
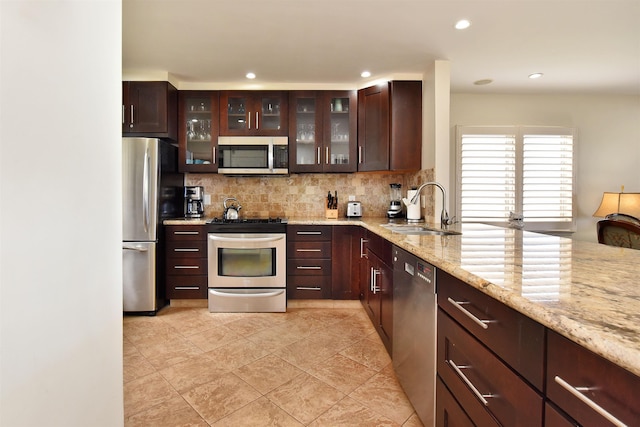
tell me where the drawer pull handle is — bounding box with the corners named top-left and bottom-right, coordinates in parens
top-left (296, 231), bottom-right (323, 235)
top-left (296, 266), bottom-right (322, 270)
top-left (174, 231), bottom-right (199, 235)
top-left (447, 297), bottom-right (492, 330)
top-left (296, 287), bottom-right (321, 291)
top-left (174, 248), bottom-right (200, 252)
top-left (174, 265), bottom-right (199, 269)
top-left (175, 286), bottom-right (199, 290)
top-left (449, 359), bottom-right (494, 406)
top-left (296, 248), bottom-right (322, 252)
top-left (554, 376), bottom-right (627, 427)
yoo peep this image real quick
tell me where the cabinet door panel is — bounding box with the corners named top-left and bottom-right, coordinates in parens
top-left (436, 376), bottom-right (487, 427)
top-left (166, 239), bottom-right (207, 258)
top-left (287, 225), bottom-right (332, 241)
top-left (166, 257), bottom-right (207, 276)
top-left (437, 309), bottom-right (543, 427)
top-left (166, 275), bottom-right (208, 299)
top-left (178, 91), bottom-right (219, 172)
top-left (547, 330), bottom-right (640, 427)
top-left (331, 226), bottom-right (362, 300)
top-left (357, 84), bottom-right (389, 171)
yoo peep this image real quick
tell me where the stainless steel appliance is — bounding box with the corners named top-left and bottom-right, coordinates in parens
top-left (122, 137), bottom-right (183, 314)
top-left (347, 201), bottom-right (362, 218)
top-left (184, 186), bottom-right (204, 218)
top-left (393, 245), bottom-right (436, 425)
top-left (217, 136), bottom-right (288, 175)
top-left (207, 218), bottom-right (287, 312)
top-left (387, 183), bottom-right (404, 218)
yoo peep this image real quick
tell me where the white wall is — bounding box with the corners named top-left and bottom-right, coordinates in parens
top-left (450, 93), bottom-right (640, 242)
top-left (0, 2), bottom-right (124, 426)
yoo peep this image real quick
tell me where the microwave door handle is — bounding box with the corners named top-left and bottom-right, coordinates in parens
top-left (268, 141), bottom-right (274, 171)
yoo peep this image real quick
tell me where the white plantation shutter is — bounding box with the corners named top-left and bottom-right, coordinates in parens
top-left (456, 126), bottom-right (576, 233)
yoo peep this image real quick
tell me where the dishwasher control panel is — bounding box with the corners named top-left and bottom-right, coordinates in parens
top-left (416, 261), bottom-right (434, 284)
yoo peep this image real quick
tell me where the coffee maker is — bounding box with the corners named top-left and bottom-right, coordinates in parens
top-left (184, 186), bottom-right (204, 218)
top-left (387, 183), bottom-right (404, 219)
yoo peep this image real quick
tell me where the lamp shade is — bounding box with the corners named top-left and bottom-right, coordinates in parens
top-left (593, 192), bottom-right (640, 218)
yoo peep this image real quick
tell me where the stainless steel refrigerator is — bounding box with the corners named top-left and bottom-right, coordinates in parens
top-left (122, 137), bottom-right (183, 314)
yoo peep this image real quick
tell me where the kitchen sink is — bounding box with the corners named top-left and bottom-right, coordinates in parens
top-left (380, 223), bottom-right (462, 236)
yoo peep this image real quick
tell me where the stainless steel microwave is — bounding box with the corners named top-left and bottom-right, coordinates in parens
top-left (217, 136), bottom-right (288, 175)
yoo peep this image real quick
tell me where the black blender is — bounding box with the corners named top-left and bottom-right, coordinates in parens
top-left (387, 183), bottom-right (404, 219)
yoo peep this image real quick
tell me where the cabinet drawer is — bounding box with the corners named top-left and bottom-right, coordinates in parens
top-left (287, 259), bottom-right (331, 276)
top-left (166, 257), bottom-right (207, 275)
top-left (166, 239), bottom-right (207, 257)
top-left (437, 309), bottom-right (543, 427)
top-left (287, 225), bottom-right (332, 241)
top-left (166, 275), bottom-right (208, 299)
top-left (165, 225), bottom-right (207, 241)
top-left (287, 275), bottom-right (332, 299)
top-left (545, 402), bottom-right (578, 427)
top-left (287, 241), bottom-right (331, 259)
top-left (436, 376), bottom-right (485, 427)
top-left (437, 270), bottom-right (545, 391)
top-left (547, 330), bottom-right (640, 427)
top-left (365, 231), bottom-right (391, 264)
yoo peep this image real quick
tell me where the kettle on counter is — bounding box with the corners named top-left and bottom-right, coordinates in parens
top-left (223, 197), bottom-right (241, 220)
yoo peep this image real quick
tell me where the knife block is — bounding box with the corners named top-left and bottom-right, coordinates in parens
top-left (325, 208), bottom-right (338, 219)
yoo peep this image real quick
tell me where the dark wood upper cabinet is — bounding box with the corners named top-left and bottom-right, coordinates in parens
top-left (122, 81), bottom-right (177, 140)
top-left (289, 90), bottom-right (357, 173)
top-left (219, 91), bottom-right (288, 136)
top-left (177, 91), bottom-right (219, 173)
top-left (357, 80), bottom-right (422, 172)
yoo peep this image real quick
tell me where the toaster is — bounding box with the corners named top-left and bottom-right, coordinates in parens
top-left (347, 201), bottom-right (362, 218)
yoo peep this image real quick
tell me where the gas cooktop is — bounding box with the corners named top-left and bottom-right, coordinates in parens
top-left (207, 217), bottom-right (287, 224)
top-left (206, 217), bottom-right (288, 233)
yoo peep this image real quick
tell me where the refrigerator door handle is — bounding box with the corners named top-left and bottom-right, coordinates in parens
top-left (123, 244), bottom-right (149, 252)
top-left (142, 144), bottom-right (150, 233)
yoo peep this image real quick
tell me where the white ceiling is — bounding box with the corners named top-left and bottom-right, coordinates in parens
top-left (123, 0), bottom-right (640, 94)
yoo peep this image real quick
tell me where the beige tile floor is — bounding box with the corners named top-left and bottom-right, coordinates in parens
top-left (123, 301), bottom-right (425, 426)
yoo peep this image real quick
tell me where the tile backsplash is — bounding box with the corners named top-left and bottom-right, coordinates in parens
top-left (186, 169), bottom-right (435, 220)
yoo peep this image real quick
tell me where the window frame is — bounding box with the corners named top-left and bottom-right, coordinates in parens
top-left (454, 125), bottom-right (577, 233)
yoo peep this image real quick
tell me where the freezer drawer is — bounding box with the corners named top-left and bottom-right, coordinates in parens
top-left (123, 242), bottom-right (157, 313)
top-left (208, 288), bottom-right (286, 313)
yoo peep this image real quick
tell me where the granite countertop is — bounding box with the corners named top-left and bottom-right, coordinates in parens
top-left (165, 216), bottom-right (640, 377)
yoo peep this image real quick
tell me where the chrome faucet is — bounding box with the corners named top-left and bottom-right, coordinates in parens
top-left (409, 182), bottom-right (452, 227)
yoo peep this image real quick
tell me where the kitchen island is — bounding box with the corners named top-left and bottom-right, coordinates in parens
top-left (166, 216), bottom-right (640, 378)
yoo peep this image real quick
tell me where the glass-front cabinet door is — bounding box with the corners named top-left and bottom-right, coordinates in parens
top-left (325, 91), bottom-right (357, 172)
top-left (289, 91), bottom-right (323, 173)
top-left (289, 90), bottom-right (356, 173)
top-left (178, 91), bottom-right (219, 172)
top-left (220, 91), bottom-right (288, 136)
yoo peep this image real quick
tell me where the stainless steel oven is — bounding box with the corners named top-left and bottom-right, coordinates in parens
top-left (207, 219), bottom-right (287, 312)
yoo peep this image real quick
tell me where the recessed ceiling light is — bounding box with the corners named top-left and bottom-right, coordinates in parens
top-left (474, 79), bottom-right (493, 86)
top-left (361, 71), bottom-right (371, 78)
top-left (246, 72), bottom-right (256, 79)
top-left (455, 19), bottom-right (471, 30)
top-left (529, 73), bottom-right (544, 79)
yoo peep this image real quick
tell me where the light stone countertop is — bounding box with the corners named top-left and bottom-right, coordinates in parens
top-left (165, 216), bottom-right (640, 378)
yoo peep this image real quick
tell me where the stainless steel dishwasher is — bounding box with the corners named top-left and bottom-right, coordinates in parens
top-left (392, 245), bottom-right (436, 426)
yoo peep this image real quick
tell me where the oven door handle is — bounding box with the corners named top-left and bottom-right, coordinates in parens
top-left (208, 235), bottom-right (284, 244)
top-left (209, 289), bottom-right (285, 298)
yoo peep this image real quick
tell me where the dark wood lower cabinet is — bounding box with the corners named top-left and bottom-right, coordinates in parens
top-left (331, 225), bottom-right (362, 299)
top-left (436, 376), bottom-right (484, 427)
top-left (437, 309), bottom-right (544, 426)
top-left (164, 225), bottom-right (208, 299)
top-left (546, 330), bottom-right (640, 426)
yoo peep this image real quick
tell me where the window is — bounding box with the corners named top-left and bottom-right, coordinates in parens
top-left (455, 126), bottom-right (576, 233)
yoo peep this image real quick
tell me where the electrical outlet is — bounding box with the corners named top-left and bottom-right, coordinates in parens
top-left (348, 195), bottom-right (356, 201)
top-left (204, 194), bottom-right (211, 205)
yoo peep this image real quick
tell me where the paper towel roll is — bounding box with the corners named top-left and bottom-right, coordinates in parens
top-left (406, 189), bottom-right (421, 220)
